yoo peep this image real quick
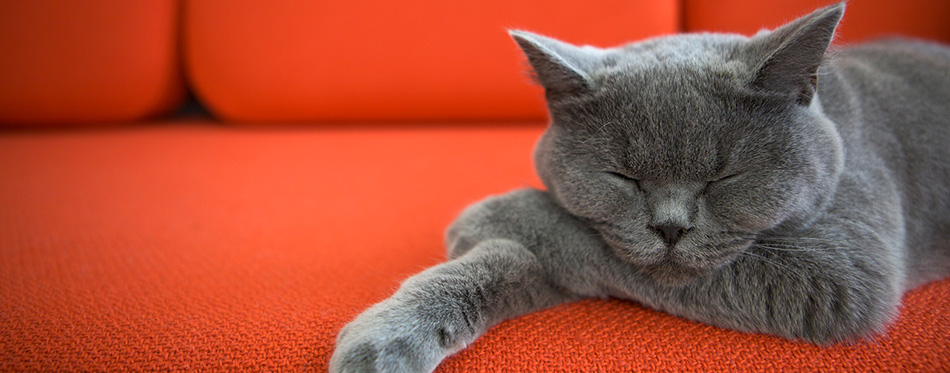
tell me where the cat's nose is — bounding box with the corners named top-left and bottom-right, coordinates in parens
top-left (651, 224), bottom-right (689, 246)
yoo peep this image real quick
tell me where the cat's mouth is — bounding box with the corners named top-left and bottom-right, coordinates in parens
top-left (600, 234), bottom-right (709, 285)
top-left (597, 228), bottom-right (750, 286)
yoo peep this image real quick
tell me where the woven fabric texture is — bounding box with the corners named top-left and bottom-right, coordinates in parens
top-left (1, 123), bottom-right (948, 371)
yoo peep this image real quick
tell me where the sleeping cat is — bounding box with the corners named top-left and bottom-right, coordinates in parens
top-left (330, 3), bottom-right (950, 372)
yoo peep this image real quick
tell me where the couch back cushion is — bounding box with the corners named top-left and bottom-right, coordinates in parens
top-left (183, 0), bottom-right (679, 123)
top-left (684, 0), bottom-right (950, 44)
top-left (0, 1), bottom-right (184, 126)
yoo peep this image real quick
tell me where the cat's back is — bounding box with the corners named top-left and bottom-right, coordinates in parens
top-left (835, 38), bottom-right (950, 77)
top-left (819, 38), bottom-right (950, 283)
top-left (820, 37), bottom-right (950, 173)
top-left (823, 38), bottom-right (950, 175)
top-left (821, 38), bottom-right (950, 133)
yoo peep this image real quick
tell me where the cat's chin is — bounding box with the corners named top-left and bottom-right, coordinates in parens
top-left (642, 261), bottom-right (709, 287)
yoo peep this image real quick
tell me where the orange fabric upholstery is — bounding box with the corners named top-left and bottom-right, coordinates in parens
top-left (182, 0), bottom-right (679, 122)
top-left (1, 124), bottom-right (947, 371)
top-left (0, 1), bottom-right (184, 126)
top-left (684, 0), bottom-right (950, 44)
top-left (3, 1), bottom-right (950, 372)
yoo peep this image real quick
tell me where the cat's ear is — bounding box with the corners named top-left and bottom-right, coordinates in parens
top-left (747, 2), bottom-right (844, 105)
top-left (509, 30), bottom-right (598, 99)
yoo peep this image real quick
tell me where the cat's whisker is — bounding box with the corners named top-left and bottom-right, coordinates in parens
top-left (716, 231), bottom-right (843, 246)
top-left (753, 243), bottom-right (844, 254)
top-left (740, 251), bottom-right (809, 279)
top-left (752, 244), bottom-right (807, 252)
top-left (756, 240), bottom-right (852, 251)
top-left (758, 236), bottom-right (842, 243)
top-left (716, 230), bottom-right (758, 236)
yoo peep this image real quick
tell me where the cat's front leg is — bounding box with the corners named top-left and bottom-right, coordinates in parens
top-left (609, 179), bottom-right (909, 343)
top-left (329, 237), bottom-right (571, 373)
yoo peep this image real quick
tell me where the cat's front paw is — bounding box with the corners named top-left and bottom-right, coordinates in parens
top-left (329, 301), bottom-right (460, 373)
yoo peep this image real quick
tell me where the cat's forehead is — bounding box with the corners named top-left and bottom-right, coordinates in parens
top-left (619, 34), bottom-right (744, 64)
top-left (580, 34), bottom-right (755, 124)
top-left (556, 34), bottom-right (773, 178)
top-left (600, 34), bottom-right (751, 89)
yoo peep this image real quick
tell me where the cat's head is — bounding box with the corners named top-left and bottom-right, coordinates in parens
top-left (513, 3), bottom-right (846, 286)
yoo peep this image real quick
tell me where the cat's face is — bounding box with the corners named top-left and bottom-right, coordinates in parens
top-left (534, 67), bottom-right (839, 285)
top-left (514, 10), bottom-right (845, 285)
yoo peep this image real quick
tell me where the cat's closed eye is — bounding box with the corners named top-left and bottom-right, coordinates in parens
top-left (714, 173), bottom-right (742, 183)
top-left (606, 171), bottom-right (642, 190)
top-left (703, 173), bottom-right (743, 194)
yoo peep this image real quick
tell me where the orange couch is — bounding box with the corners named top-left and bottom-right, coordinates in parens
top-left (2, 1), bottom-right (949, 371)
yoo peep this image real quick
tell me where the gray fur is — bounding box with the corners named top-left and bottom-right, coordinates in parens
top-left (330, 3), bottom-right (950, 372)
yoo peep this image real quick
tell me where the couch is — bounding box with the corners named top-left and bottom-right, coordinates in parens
top-left (2, 0), bottom-right (948, 371)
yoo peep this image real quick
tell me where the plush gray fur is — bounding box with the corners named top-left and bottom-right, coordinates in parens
top-left (330, 3), bottom-right (950, 372)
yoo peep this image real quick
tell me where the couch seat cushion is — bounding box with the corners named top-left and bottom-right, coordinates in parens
top-left (1, 122), bottom-right (947, 371)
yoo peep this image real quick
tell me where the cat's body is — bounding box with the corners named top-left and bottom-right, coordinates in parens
top-left (822, 40), bottom-right (950, 288)
top-left (330, 4), bottom-right (950, 372)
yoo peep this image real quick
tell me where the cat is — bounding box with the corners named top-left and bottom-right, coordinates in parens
top-left (329, 3), bottom-right (950, 372)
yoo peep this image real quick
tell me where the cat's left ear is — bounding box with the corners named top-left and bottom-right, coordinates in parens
top-left (747, 2), bottom-right (845, 105)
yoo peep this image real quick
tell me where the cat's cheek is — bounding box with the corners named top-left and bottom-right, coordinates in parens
top-left (551, 190), bottom-right (604, 223)
top-left (704, 190), bottom-right (782, 232)
top-left (601, 232), bottom-right (667, 267)
top-left (554, 176), bottom-right (636, 222)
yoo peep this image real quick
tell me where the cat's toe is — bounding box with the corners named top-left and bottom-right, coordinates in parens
top-left (330, 341), bottom-right (381, 373)
top-left (330, 314), bottom-right (443, 373)
top-left (331, 335), bottom-right (437, 373)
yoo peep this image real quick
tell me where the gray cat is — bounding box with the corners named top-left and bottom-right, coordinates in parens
top-left (329, 3), bottom-right (950, 372)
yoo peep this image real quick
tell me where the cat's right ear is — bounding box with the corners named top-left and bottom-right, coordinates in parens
top-left (509, 30), bottom-right (596, 99)
top-left (745, 3), bottom-right (845, 105)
